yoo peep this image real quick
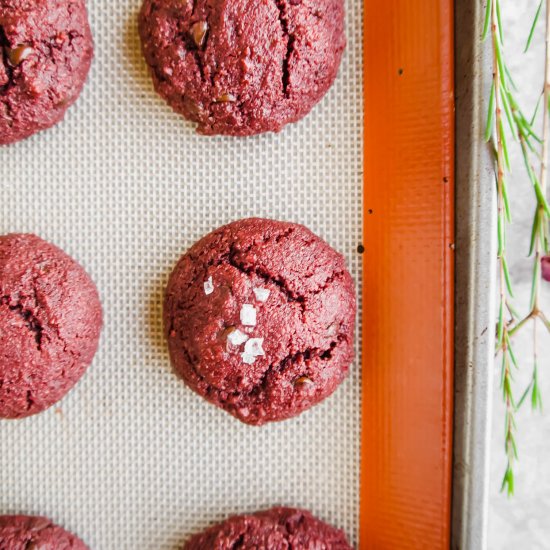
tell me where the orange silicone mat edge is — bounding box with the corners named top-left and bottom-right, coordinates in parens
top-left (360, 1), bottom-right (455, 548)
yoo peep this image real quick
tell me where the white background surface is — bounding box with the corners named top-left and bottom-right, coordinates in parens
top-left (489, 3), bottom-right (550, 549)
top-left (0, 0), bottom-right (363, 548)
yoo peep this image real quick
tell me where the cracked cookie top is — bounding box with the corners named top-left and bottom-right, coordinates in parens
top-left (184, 507), bottom-right (352, 549)
top-left (138, 0), bottom-right (345, 136)
top-left (164, 218), bottom-right (356, 425)
top-left (0, 515), bottom-right (88, 550)
top-left (0, 233), bottom-right (102, 419)
top-left (0, 0), bottom-right (93, 146)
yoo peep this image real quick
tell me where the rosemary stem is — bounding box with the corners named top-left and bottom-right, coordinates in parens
top-left (492, 0), bottom-right (517, 495)
top-left (534, 0), bottom-right (550, 312)
top-left (495, 307), bottom-right (550, 357)
top-left (495, 313), bottom-right (531, 355)
top-left (510, 313), bottom-right (533, 337)
top-left (491, 0), bottom-right (550, 495)
top-left (534, 313), bottom-right (539, 374)
top-left (541, 0), bottom-right (550, 198)
top-left (539, 309), bottom-right (550, 331)
top-left (492, 0), bottom-right (508, 340)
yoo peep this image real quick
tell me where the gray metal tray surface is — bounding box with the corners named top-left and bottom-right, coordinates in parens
top-left (453, 1), bottom-right (496, 549)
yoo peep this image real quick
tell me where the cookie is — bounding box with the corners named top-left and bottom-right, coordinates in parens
top-left (185, 507), bottom-right (352, 549)
top-left (0, 515), bottom-right (88, 550)
top-left (164, 218), bottom-right (356, 425)
top-left (138, 0), bottom-right (345, 136)
top-left (0, 0), bottom-right (93, 146)
top-left (0, 234), bottom-right (102, 419)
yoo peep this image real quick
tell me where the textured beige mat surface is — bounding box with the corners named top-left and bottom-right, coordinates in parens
top-left (0, 1), bottom-right (363, 548)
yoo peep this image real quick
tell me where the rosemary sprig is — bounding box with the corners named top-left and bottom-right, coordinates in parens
top-left (486, 0), bottom-right (550, 496)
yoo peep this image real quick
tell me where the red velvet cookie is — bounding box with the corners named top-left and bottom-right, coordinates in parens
top-left (0, 234), bottom-right (102, 419)
top-left (0, 515), bottom-right (88, 550)
top-left (0, 0), bottom-right (93, 146)
top-left (185, 507), bottom-right (352, 549)
top-left (138, 0), bottom-right (345, 136)
top-left (164, 218), bottom-right (356, 425)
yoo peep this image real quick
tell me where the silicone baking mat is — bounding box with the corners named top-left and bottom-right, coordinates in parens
top-left (360, 1), bottom-right (454, 547)
top-left (0, 0), bottom-right (363, 548)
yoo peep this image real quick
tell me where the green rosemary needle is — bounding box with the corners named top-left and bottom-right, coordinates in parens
top-left (486, 0), bottom-right (550, 496)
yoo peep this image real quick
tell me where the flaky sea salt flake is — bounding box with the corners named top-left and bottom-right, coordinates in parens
top-left (253, 287), bottom-right (270, 302)
top-left (241, 353), bottom-right (257, 365)
top-left (244, 338), bottom-right (265, 357)
top-left (240, 304), bottom-right (257, 326)
top-left (227, 329), bottom-right (249, 346)
top-left (204, 276), bottom-right (214, 295)
top-left (241, 338), bottom-right (265, 365)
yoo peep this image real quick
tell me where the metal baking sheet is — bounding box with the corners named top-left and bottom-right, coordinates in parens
top-left (1, 1), bottom-right (489, 548)
top-left (453, 1), bottom-right (496, 548)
